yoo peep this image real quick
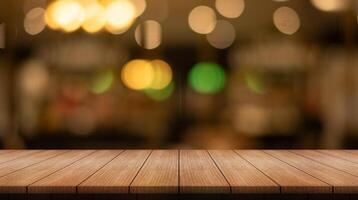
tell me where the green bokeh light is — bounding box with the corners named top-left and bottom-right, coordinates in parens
top-left (144, 81), bottom-right (174, 101)
top-left (188, 62), bottom-right (226, 94)
top-left (90, 69), bottom-right (114, 94)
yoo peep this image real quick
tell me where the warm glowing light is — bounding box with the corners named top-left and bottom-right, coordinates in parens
top-left (206, 20), bottom-right (236, 49)
top-left (310, 0), bottom-right (349, 12)
top-left (45, 1), bottom-right (60, 30)
top-left (188, 62), bottom-right (226, 94)
top-left (188, 6), bottom-right (217, 34)
top-left (121, 59), bottom-right (154, 90)
top-left (135, 20), bottom-right (162, 50)
top-left (105, 0), bottom-right (136, 34)
top-left (82, 2), bottom-right (106, 33)
top-left (145, 81), bottom-right (174, 101)
top-left (215, 0), bottom-right (245, 19)
top-left (90, 69), bottom-right (114, 94)
top-left (132, 0), bottom-right (147, 17)
top-left (149, 59), bottom-right (172, 89)
top-left (273, 6), bottom-right (300, 35)
top-left (46, 0), bottom-right (85, 32)
top-left (24, 7), bottom-right (46, 35)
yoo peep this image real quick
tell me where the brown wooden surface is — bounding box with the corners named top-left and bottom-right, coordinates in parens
top-left (0, 150), bottom-right (356, 196)
top-left (130, 150), bottom-right (178, 194)
top-left (0, 150), bottom-right (93, 193)
top-left (236, 150), bottom-right (331, 193)
top-left (78, 150), bottom-right (151, 193)
top-left (292, 150), bottom-right (358, 177)
top-left (266, 150), bottom-right (358, 193)
top-left (209, 150), bottom-right (279, 193)
top-left (0, 150), bottom-right (65, 178)
top-left (180, 150), bottom-right (230, 193)
top-left (28, 150), bottom-right (122, 193)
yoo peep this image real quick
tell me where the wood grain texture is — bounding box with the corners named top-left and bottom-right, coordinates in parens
top-left (179, 150), bottom-right (230, 194)
top-left (28, 150), bottom-right (123, 194)
top-left (236, 150), bottom-right (331, 194)
top-left (318, 150), bottom-right (358, 164)
top-left (0, 150), bottom-right (66, 178)
top-left (292, 150), bottom-right (358, 177)
top-left (130, 150), bottom-right (178, 194)
top-left (209, 150), bottom-right (279, 194)
top-left (0, 150), bottom-right (94, 193)
top-left (0, 150), bottom-right (41, 165)
top-left (266, 150), bottom-right (358, 193)
top-left (78, 150), bottom-right (151, 194)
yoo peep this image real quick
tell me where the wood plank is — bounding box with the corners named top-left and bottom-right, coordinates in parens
top-left (292, 150), bottom-right (358, 177)
top-left (28, 150), bottom-right (123, 194)
top-left (0, 150), bottom-right (41, 165)
top-left (179, 150), bottom-right (230, 194)
top-left (0, 150), bottom-right (66, 177)
top-left (265, 150), bottom-right (358, 193)
top-left (236, 150), bottom-right (331, 193)
top-left (318, 150), bottom-right (358, 164)
top-left (208, 150), bottom-right (279, 194)
top-left (130, 150), bottom-right (178, 194)
top-left (0, 150), bottom-right (94, 193)
top-left (78, 150), bottom-right (151, 194)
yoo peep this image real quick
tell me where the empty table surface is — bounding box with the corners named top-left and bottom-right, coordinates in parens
top-left (0, 150), bottom-right (356, 195)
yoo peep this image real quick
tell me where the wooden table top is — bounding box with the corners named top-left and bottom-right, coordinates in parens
top-left (0, 150), bottom-right (357, 195)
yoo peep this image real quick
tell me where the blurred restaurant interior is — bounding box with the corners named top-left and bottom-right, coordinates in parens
top-left (0, 0), bottom-right (358, 149)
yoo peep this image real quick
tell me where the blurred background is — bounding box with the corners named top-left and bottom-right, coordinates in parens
top-left (0, 0), bottom-right (357, 149)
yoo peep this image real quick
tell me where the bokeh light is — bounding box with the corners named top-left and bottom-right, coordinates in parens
top-left (206, 20), bottom-right (236, 49)
top-left (273, 6), bottom-right (300, 35)
top-left (145, 81), bottom-right (174, 101)
top-left (23, 0), bottom-right (47, 14)
top-left (188, 6), bottom-right (217, 34)
top-left (24, 7), bottom-right (46, 35)
top-left (90, 69), bottom-right (114, 94)
top-left (82, 1), bottom-right (106, 33)
top-left (149, 59), bottom-right (173, 90)
top-left (132, 0), bottom-right (147, 17)
top-left (188, 62), bottom-right (226, 94)
top-left (45, 0), bottom-right (85, 32)
top-left (135, 20), bottom-right (162, 50)
top-left (105, 0), bottom-right (136, 34)
top-left (121, 59), bottom-right (154, 90)
top-left (310, 0), bottom-right (349, 12)
top-left (215, 0), bottom-right (245, 19)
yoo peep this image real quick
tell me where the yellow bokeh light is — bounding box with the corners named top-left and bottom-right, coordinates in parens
top-left (45, 1), bottom-right (60, 30)
top-left (132, 0), bottom-right (147, 17)
top-left (215, 0), bottom-right (245, 19)
top-left (121, 59), bottom-right (154, 90)
top-left (188, 6), bottom-right (217, 34)
top-left (105, 0), bottom-right (136, 34)
top-left (273, 6), bottom-right (300, 35)
top-left (149, 59), bottom-right (172, 89)
top-left (82, 2), bottom-right (106, 33)
top-left (310, 0), bottom-right (349, 12)
top-left (46, 0), bottom-right (85, 32)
